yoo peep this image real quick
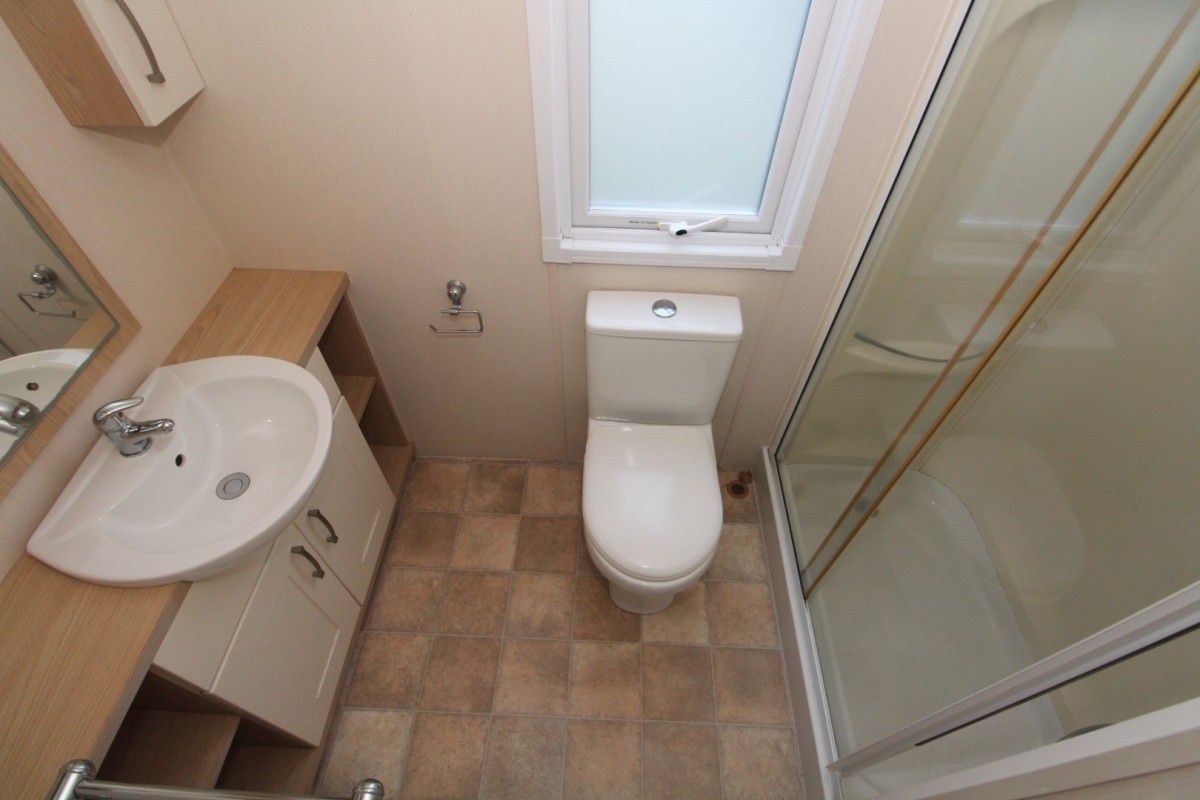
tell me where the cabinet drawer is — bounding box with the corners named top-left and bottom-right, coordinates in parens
top-left (211, 526), bottom-right (358, 745)
top-left (295, 399), bottom-right (395, 603)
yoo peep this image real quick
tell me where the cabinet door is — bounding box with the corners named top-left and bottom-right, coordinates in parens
top-left (74, 0), bottom-right (203, 125)
top-left (153, 543), bottom-right (271, 692)
top-left (295, 399), bottom-right (395, 604)
top-left (211, 526), bottom-right (359, 746)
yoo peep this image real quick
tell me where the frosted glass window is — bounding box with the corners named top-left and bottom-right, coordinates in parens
top-left (588, 0), bottom-right (810, 217)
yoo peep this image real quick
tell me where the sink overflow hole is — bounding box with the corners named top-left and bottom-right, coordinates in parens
top-left (216, 472), bottom-right (251, 500)
top-left (175, 454), bottom-right (185, 467)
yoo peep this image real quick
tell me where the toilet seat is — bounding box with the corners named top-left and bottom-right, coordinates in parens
top-left (582, 421), bottom-right (722, 581)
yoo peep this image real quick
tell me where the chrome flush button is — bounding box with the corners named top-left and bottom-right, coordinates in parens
top-left (652, 299), bottom-right (677, 318)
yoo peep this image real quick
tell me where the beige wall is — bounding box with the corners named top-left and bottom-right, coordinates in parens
top-left (0, 24), bottom-right (232, 578)
top-left (0, 0), bottom-right (956, 574)
top-left (159, 0), bottom-right (961, 468)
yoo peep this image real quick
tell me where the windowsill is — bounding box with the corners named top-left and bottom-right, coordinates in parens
top-left (542, 231), bottom-right (802, 270)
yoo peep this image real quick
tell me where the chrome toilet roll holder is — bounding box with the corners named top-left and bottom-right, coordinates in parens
top-left (429, 280), bottom-right (484, 335)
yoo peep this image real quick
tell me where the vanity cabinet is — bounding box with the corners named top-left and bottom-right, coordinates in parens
top-left (153, 391), bottom-right (396, 745)
top-left (209, 526), bottom-right (359, 746)
top-left (0, 0), bottom-right (204, 126)
top-left (0, 270), bottom-right (413, 796)
top-left (295, 397), bottom-right (396, 605)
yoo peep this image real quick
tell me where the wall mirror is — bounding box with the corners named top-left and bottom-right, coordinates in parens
top-left (0, 143), bottom-right (138, 500)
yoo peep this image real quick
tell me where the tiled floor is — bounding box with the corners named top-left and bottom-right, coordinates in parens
top-left (316, 460), bottom-right (803, 800)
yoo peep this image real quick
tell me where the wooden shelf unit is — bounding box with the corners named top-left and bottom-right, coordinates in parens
top-left (333, 374), bottom-right (375, 422)
top-left (99, 710), bottom-right (239, 789)
top-left (318, 296), bottom-right (414, 495)
top-left (371, 443), bottom-right (416, 498)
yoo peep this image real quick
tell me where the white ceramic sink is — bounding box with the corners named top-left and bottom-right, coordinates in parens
top-left (27, 355), bottom-right (333, 586)
top-left (0, 348), bottom-right (90, 460)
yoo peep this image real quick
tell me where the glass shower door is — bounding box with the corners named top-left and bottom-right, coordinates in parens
top-left (774, 0), bottom-right (1200, 794)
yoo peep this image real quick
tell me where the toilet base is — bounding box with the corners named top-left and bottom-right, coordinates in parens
top-left (608, 582), bottom-right (674, 614)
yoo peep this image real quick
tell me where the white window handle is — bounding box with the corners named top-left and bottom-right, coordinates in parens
top-left (657, 216), bottom-right (729, 236)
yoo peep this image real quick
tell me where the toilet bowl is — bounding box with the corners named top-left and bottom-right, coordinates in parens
top-left (581, 291), bottom-right (742, 614)
top-left (582, 420), bottom-right (723, 613)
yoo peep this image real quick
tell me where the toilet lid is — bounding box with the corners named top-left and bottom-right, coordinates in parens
top-left (583, 424), bottom-right (723, 581)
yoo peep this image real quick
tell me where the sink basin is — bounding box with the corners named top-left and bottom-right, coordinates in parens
top-left (27, 355), bottom-right (333, 586)
top-left (0, 348), bottom-right (90, 459)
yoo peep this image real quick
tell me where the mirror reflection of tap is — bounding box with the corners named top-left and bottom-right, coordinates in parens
top-left (93, 397), bottom-right (174, 457)
top-left (0, 393), bottom-right (39, 436)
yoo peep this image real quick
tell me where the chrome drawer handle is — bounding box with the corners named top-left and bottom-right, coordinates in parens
top-left (290, 545), bottom-right (325, 579)
top-left (307, 509), bottom-right (339, 543)
top-left (111, 0), bottom-right (166, 84)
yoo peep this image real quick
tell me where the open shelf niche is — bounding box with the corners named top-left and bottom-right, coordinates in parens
top-left (318, 295), bottom-right (415, 498)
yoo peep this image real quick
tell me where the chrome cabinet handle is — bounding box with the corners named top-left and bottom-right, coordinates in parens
top-left (111, 0), bottom-right (166, 84)
top-left (290, 545), bottom-right (325, 579)
top-left (308, 509), bottom-right (339, 543)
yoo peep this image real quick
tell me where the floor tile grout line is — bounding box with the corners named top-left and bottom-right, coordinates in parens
top-left (475, 714), bottom-right (495, 800)
top-left (639, 718), bottom-right (647, 800)
top-left (338, 458), bottom-right (799, 797)
top-left (710, 642), bottom-right (728, 799)
top-left (565, 609), bottom-right (579, 719)
top-left (365, 629), bottom-right (781, 650)
top-left (557, 706), bottom-right (571, 800)
top-left (338, 704), bottom-right (798, 733)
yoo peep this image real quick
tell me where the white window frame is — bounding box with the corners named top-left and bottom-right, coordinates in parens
top-left (526, 0), bottom-right (883, 271)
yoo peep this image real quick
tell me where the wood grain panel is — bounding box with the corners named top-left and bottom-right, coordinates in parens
top-left (0, 557), bottom-right (186, 799)
top-left (165, 269), bottom-right (347, 366)
top-left (217, 744), bottom-right (324, 794)
top-left (0, 0), bottom-right (141, 126)
top-left (319, 296), bottom-right (409, 447)
top-left (100, 710), bottom-right (239, 789)
top-left (371, 443), bottom-right (415, 500)
top-left (62, 307), bottom-right (116, 350)
top-left (334, 374), bottom-right (376, 422)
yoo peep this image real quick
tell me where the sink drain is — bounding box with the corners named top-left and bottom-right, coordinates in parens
top-left (216, 472), bottom-right (251, 500)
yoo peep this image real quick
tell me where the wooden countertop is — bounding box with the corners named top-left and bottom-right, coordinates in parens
top-left (0, 269), bottom-right (348, 800)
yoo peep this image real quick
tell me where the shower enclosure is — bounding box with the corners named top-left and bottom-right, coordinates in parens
top-left (770, 0), bottom-right (1200, 797)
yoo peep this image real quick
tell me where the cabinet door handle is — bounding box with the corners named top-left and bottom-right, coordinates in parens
top-left (307, 509), bottom-right (339, 543)
top-left (290, 545), bottom-right (325, 579)
top-left (111, 0), bottom-right (167, 84)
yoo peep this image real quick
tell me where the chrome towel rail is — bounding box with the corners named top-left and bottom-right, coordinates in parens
top-left (429, 279), bottom-right (484, 335)
top-left (47, 760), bottom-right (384, 800)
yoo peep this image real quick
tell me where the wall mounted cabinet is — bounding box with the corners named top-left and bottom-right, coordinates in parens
top-left (0, 0), bottom-right (203, 126)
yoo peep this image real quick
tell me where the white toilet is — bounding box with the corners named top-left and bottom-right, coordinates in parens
top-left (582, 291), bottom-right (743, 614)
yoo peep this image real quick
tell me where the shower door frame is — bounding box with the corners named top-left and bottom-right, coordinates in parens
top-left (759, 0), bottom-right (1200, 795)
top-left (758, 459), bottom-right (1200, 800)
